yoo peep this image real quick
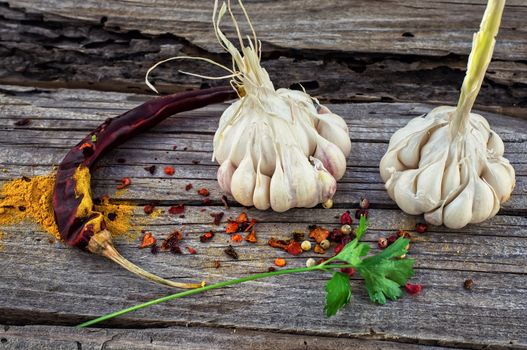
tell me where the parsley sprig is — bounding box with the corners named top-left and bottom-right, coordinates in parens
top-left (78, 216), bottom-right (415, 327)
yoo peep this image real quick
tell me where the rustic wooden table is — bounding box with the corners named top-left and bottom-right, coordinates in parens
top-left (0, 1), bottom-right (526, 349)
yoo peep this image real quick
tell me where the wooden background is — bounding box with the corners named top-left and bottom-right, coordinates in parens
top-left (0, 1), bottom-right (526, 349)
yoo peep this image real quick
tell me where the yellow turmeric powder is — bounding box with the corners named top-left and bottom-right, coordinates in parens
top-left (0, 174), bottom-right (136, 241)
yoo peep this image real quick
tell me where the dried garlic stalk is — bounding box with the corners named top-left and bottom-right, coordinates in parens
top-left (146, 0), bottom-right (350, 212)
top-left (379, 0), bottom-right (515, 229)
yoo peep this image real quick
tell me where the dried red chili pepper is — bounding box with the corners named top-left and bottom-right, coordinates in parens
top-left (225, 221), bottom-right (239, 234)
top-left (200, 231), bottom-right (215, 243)
top-left (405, 283), bottom-right (422, 295)
top-left (210, 212), bottom-right (224, 225)
top-left (285, 241), bottom-right (303, 256)
top-left (309, 226), bottom-right (330, 243)
top-left (52, 87), bottom-right (237, 289)
top-left (232, 233), bottom-right (243, 242)
top-left (139, 232), bottom-right (156, 249)
top-left (245, 229), bottom-right (257, 243)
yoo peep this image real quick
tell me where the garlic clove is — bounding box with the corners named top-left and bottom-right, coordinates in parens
top-left (269, 154), bottom-right (294, 212)
top-left (312, 157), bottom-right (337, 204)
top-left (470, 176), bottom-right (498, 224)
top-left (231, 151), bottom-right (257, 207)
top-left (313, 136), bottom-right (347, 180)
top-left (217, 160), bottom-right (236, 195)
top-left (442, 181), bottom-right (474, 229)
top-left (253, 167), bottom-right (271, 210)
top-left (482, 160), bottom-right (515, 202)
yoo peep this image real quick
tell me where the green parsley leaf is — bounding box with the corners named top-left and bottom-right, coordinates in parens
top-left (357, 237), bottom-right (414, 305)
top-left (333, 216), bottom-right (369, 266)
top-left (324, 272), bottom-right (352, 317)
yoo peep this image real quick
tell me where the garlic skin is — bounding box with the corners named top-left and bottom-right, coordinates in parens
top-left (380, 106), bottom-right (515, 229)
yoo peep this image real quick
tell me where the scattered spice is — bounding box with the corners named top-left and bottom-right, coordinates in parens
top-left (314, 244), bottom-right (326, 254)
top-left (377, 237), bottom-right (388, 249)
top-left (340, 211), bottom-right (353, 225)
top-left (340, 224), bottom-right (352, 235)
top-left (268, 267), bottom-right (276, 272)
top-left (320, 239), bottom-right (330, 250)
top-left (359, 197), bottom-right (370, 209)
top-left (292, 230), bottom-right (304, 242)
top-left (161, 231), bottom-right (183, 254)
top-left (224, 245), bottom-right (239, 259)
top-left (186, 246), bottom-right (197, 254)
top-left (116, 177), bottom-right (131, 190)
top-left (355, 208), bottom-right (368, 219)
top-left (144, 165), bottom-right (156, 175)
top-left (306, 258), bottom-right (316, 267)
top-left (397, 230), bottom-right (412, 239)
top-left (268, 237), bottom-right (289, 250)
top-left (245, 229), bottom-right (257, 243)
top-left (387, 234), bottom-right (398, 245)
top-left (14, 118), bottom-right (31, 126)
top-left (197, 188), bottom-right (210, 197)
top-left (221, 195), bottom-right (230, 209)
top-left (213, 260), bottom-right (221, 269)
top-left (232, 233), bottom-right (243, 242)
top-left (274, 258), bottom-right (286, 267)
top-left (301, 240), bottom-right (312, 251)
top-left (185, 183), bottom-right (193, 191)
top-left (168, 204), bottom-right (185, 215)
top-left (309, 226), bottom-right (330, 243)
top-left (143, 204), bottom-right (155, 215)
top-left (416, 223), bottom-right (428, 234)
top-left (405, 283), bottom-right (422, 295)
top-left (150, 244), bottom-right (159, 254)
top-left (210, 212), bottom-right (224, 225)
top-left (164, 166), bottom-right (175, 176)
top-left (463, 279), bottom-right (474, 290)
top-left (139, 232), bottom-right (157, 249)
top-left (225, 221), bottom-right (239, 234)
top-left (200, 231), bottom-right (215, 243)
top-left (340, 267), bottom-right (356, 277)
top-left (202, 198), bottom-right (212, 205)
top-left (286, 241), bottom-right (303, 256)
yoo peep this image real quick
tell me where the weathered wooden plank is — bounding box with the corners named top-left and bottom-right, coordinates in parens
top-left (1, 2), bottom-right (526, 117)
top-left (0, 325), bottom-right (461, 350)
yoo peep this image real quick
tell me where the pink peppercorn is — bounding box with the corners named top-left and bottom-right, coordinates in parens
top-left (340, 211), bottom-right (353, 225)
top-left (416, 223), bottom-right (428, 234)
top-left (405, 283), bottom-right (422, 295)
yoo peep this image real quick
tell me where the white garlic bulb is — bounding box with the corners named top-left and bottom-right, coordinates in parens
top-left (207, 1), bottom-right (350, 212)
top-left (379, 0), bottom-right (515, 229)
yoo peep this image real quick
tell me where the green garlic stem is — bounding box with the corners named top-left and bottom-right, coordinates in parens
top-left (450, 0), bottom-right (505, 138)
top-left (77, 263), bottom-right (356, 328)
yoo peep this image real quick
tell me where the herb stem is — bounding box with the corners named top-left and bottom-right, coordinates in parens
top-left (77, 263), bottom-right (355, 328)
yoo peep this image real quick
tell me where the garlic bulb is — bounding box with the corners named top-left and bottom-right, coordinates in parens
top-left (379, 0), bottom-right (515, 229)
top-left (207, 1), bottom-right (350, 212)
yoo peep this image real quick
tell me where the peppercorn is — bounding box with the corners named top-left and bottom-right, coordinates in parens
top-left (416, 223), bottom-right (428, 234)
top-left (197, 188), bottom-right (210, 197)
top-left (320, 239), bottom-right (330, 250)
top-left (340, 224), bottom-right (352, 235)
top-left (314, 244), bottom-right (326, 254)
top-left (359, 197), bottom-right (370, 209)
top-left (355, 208), bottom-right (368, 219)
top-left (306, 258), bottom-right (316, 268)
top-left (463, 279), bottom-right (474, 290)
top-left (405, 283), bottom-right (422, 295)
top-left (301, 240), bottom-right (312, 251)
top-left (322, 199), bottom-right (333, 209)
top-left (377, 237), bottom-right (388, 249)
top-left (339, 211), bottom-right (353, 225)
top-left (143, 204), bottom-right (155, 215)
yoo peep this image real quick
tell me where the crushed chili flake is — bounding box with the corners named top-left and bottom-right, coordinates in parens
top-left (416, 223), bottom-right (428, 234)
top-left (232, 233), bottom-right (243, 242)
top-left (116, 177), bottom-right (131, 190)
top-left (139, 232), bottom-right (157, 248)
top-left (164, 166), bottom-right (175, 176)
top-left (14, 118), bottom-right (31, 126)
top-left (161, 231), bottom-right (183, 254)
top-left (268, 237), bottom-right (289, 250)
top-left (143, 204), bottom-right (155, 215)
top-left (274, 258), bottom-right (286, 267)
top-left (286, 241), bottom-right (303, 256)
top-left (226, 221), bottom-right (239, 234)
top-left (314, 244), bottom-right (326, 254)
top-left (355, 208), bottom-right (369, 219)
top-left (309, 226), bottom-right (330, 243)
top-left (224, 245), bottom-right (239, 259)
top-left (244, 218), bottom-right (256, 232)
top-left (340, 267), bottom-right (356, 277)
top-left (330, 228), bottom-right (343, 242)
top-left (405, 283), bottom-right (422, 295)
top-left (200, 231), bottom-right (215, 243)
top-left (185, 183), bottom-right (193, 191)
top-left (245, 229), bottom-right (257, 243)
top-left (334, 243), bottom-right (344, 254)
top-left (221, 195), bottom-right (230, 209)
top-left (197, 188), bottom-right (210, 197)
top-left (210, 212), bottom-right (224, 225)
top-left (397, 230), bottom-right (412, 239)
top-left (168, 204), bottom-right (185, 215)
top-left (144, 165), bottom-right (156, 175)
top-left (340, 211), bottom-right (353, 225)
top-left (186, 246), bottom-right (197, 254)
top-left (236, 212), bottom-right (248, 223)
top-left (192, 160), bottom-right (200, 165)
top-left (213, 260), bottom-right (221, 269)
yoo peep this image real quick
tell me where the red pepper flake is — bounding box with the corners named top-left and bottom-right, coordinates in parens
top-left (397, 230), bottom-right (412, 239)
top-left (245, 229), bottom-right (257, 243)
top-left (340, 267), bottom-right (356, 277)
top-left (200, 231), bottom-right (215, 243)
top-left (197, 188), bottom-right (210, 197)
top-left (359, 197), bottom-right (370, 209)
top-left (221, 195), bottom-right (230, 209)
top-left (268, 237), bottom-right (289, 250)
top-left (232, 233), bottom-right (243, 242)
top-left (186, 246), bottom-right (197, 254)
top-left (416, 223), bottom-right (428, 234)
top-left (274, 258), bottom-right (286, 267)
top-left (355, 208), bottom-right (369, 219)
top-left (144, 165), bottom-right (156, 175)
top-left (168, 204), bottom-right (185, 215)
top-left (116, 177), bottom-right (131, 190)
top-left (161, 231), bottom-right (183, 254)
top-left (244, 218), bottom-right (256, 232)
top-left (405, 283), bottom-right (422, 295)
top-left (314, 244), bottom-right (326, 254)
top-left (143, 204), bottom-right (155, 215)
top-left (224, 245), bottom-right (239, 259)
top-left (213, 260), bottom-right (221, 269)
top-left (185, 183), bottom-right (193, 191)
top-left (139, 232), bottom-right (157, 249)
top-left (225, 221), bottom-right (239, 234)
top-left (286, 241), bottom-right (303, 256)
top-left (164, 166), bottom-right (175, 176)
top-left (334, 243), bottom-right (344, 254)
top-left (340, 211), bottom-right (353, 225)
top-left (236, 212), bottom-right (249, 223)
top-left (210, 212), bottom-right (224, 225)
top-left (309, 226), bottom-right (330, 243)
top-left (14, 118), bottom-right (31, 126)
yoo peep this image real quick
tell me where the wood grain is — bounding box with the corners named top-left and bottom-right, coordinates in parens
top-left (0, 86), bottom-right (526, 349)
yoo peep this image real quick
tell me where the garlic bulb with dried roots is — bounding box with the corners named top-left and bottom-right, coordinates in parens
top-left (380, 0), bottom-right (515, 229)
top-left (148, 0), bottom-right (351, 212)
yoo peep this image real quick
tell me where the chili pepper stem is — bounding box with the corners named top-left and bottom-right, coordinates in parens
top-left (77, 262), bottom-right (355, 328)
top-left (88, 230), bottom-right (204, 289)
